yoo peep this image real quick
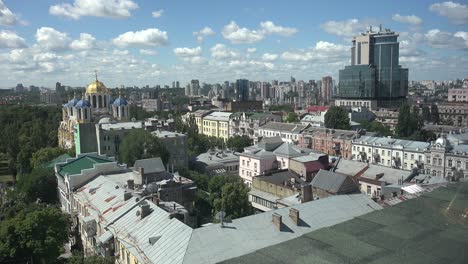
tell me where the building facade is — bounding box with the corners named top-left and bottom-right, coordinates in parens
top-left (230, 112), bottom-right (282, 140)
top-left (201, 111), bottom-right (232, 141)
top-left (437, 103), bottom-right (468, 127)
top-left (448, 88), bottom-right (468, 102)
top-left (58, 76), bottom-right (129, 149)
top-left (337, 26), bottom-right (408, 108)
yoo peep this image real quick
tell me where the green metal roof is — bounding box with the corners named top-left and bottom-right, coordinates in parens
top-left (45, 153), bottom-right (72, 168)
top-left (222, 181), bottom-right (468, 264)
top-left (57, 155), bottom-right (112, 177)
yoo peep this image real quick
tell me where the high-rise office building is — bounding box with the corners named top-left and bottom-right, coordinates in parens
top-left (321, 76), bottom-right (332, 105)
top-left (190, 79), bottom-right (200, 96)
top-left (235, 79), bottom-right (249, 101)
top-left (337, 26), bottom-right (408, 108)
top-left (261, 82), bottom-right (270, 100)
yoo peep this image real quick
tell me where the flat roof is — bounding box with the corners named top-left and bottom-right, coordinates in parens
top-left (222, 181), bottom-right (468, 264)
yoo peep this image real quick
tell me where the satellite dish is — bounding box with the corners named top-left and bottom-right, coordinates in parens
top-left (131, 117), bottom-right (136, 122)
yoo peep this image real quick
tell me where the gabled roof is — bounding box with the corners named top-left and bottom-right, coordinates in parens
top-left (57, 154), bottom-right (113, 177)
top-left (111, 200), bottom-right (193, 264)
top-left (133, 157), bottom-right (166, 174)
top-left (311, 169), bottom-right (359, 194)
top-left (273, 143), bottom-right (312, 157)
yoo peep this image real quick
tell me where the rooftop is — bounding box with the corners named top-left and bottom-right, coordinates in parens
top-left (183, 194), bottom-right (381, 264)
top-left (133, 157), bottom-right (166, 174)
top-left (151, 130), bottom-right (186, 138)
top-left (255, 170), bottom-right (303, 185)
top-left (99, 121), bottom-right (144, 131)
top-left (204, 111), bottom-right (232, 121)
top-left (56, 154), bottom-right (113, 177)
top-left (311, 169), bottom-right (359, 194)
top-left (196, 150), bottom-right (240, 166)
top-left (223, 181), bottom-right (468, 264)
top-left (260, 122), bottom-right (309, 133)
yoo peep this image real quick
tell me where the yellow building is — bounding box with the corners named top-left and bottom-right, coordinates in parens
top-left (201, 111), bottom-right (232, 141)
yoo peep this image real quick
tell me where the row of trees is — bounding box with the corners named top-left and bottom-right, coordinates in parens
top-left (0, 105), bottom-right (62, 176)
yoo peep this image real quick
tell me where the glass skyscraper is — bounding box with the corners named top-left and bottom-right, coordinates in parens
top-left (338, 27), bottom-right (408, 108)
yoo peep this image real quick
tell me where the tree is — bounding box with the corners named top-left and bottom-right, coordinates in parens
top-left (67, 252), bottom-right (115, 264)
top-left (285, 112), bottom-right (299, 123)
top-left (16, 168), bottom-right (57, 204)
top-left (119, 130), bottom-right (170, 165)
top-left (0, 204), bottom-right (70, 264)
top-left (324, 106), bottom-right (350, 129)
top-left (431, 104), bottom-right (440, 124)
top-left (31, 147), bottom-right (69, 169)
top-left (422, 105), bottom-right (431, 122)
top-left (360, 120), bottom-right (392, 137)
top-left (226, 135), bottom-right (252, 152)
top-left (213, 180), bottom-right (252, 219)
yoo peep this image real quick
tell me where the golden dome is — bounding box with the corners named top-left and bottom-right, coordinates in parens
top-left (86, 80), bottom-right (108, 94)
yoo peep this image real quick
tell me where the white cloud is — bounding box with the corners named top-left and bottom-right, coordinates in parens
top-left (321, 19), bottom-right (370, 38)
top-left (430, 1), bottom-right (468, 24)
top-left (70, 33), bottom-right (96, 50)
top-left (50, 0), bottom-right (138, 20)
top-left (33, 52), bottom-right (58, 62)
top-left (173, 46), bottom-right (202, 57)
top-left (113, 28), bottom-right (168, 47)
top-left (152, 9), bottom-right (164, 18)
top-left (260, 21), bottom-right (298, 36)
top-left (0, 0), bottom-right (22, 25)
top-left (392, 14), bottom-right (422, 25)
top-left (210, 44), bottom-right (239, 59)
top-left (281, 41), bottom-right (348, 62)
top-left (262, 53), bottom-right (278, 61)
top-left (112, 49), bottom-right (129, 55)
top-left (0, 30), bottom-right (27, 48)
top-left (35, 27), bottom-right (71, 51)
top-left (139, 49), bottom-right (158, 55)
top-left (247, 48), bottom-right (257, 53)
top-left (222, 21), bottom-right (264, 44)
top-left (222, 21), bottom-right (297, 44)
top-left (425, 29), bottom-right (468, 49)
top-left (193, 26), bottom-right (215, 42)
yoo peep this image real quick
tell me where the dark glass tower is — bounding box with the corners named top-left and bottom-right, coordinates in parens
top-left (338, 27), bottom-right (408, 108)
top-left (235, 79), bottom-right (249, 101)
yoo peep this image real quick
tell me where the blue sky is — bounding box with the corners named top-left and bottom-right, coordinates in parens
top-left (0, 0), bottom-right (467, 88)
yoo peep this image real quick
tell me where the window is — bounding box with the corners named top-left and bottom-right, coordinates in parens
top-left (368, 148), bottom-right (371, 153)
top-left (448, 160), bottom-right (452, 167)
top-left (377, 188), bottom-right (381, 197)
top-left (387, 151), bottom-right (390, 156)
top-left (247, 161), bottom-right (250, 166)
top-left (254, 163), bottom-right (257, 172)
top-left (381, 150), bottom-right (384, 155)
top-left (366, 186), bottom-right (371, 195)
top-left (419, 155), bottom-right (422, 161)
top-left (456, 160), bottom-right (461, 168)
top-left (242, 160), bottom-right (245, 166)
top-left (438, 159), bottom-right (442, 166)
top-left (427, 157), bottom-right (430, 164)
top-left (387, 160), bottom-right (390, 166)
top-left (404, 162), bottom-right (407, 168)
top-left (242, 170), bottom-right (244, 175)
top-left (353, 146), bottom-right (356, 151)
top-left (396, 152), bottom-right (399, 157)
top-left (411, 154), bottom-right (414, 160)
top-left (433, 158), bottom-right (437, 164)
top-left (404, 153), bottom-right (408, 159)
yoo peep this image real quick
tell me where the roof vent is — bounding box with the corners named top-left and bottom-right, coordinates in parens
top-left (149, 236), bottom-right (161, 245)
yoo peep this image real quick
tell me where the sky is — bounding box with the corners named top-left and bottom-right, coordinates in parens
top-left (0, 0), bottom-right (467, 88)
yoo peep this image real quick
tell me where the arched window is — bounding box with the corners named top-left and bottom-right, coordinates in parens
top-left (103, 95), bottom-right (107, 107)
top-left (116, 107), bottom-right (119, 117)
top-left (78, 109), bottom-right (82, 119)
top-left (84, 109), bottom-right (88, 119)
top-left (98, 95), bottom-right (103, 108)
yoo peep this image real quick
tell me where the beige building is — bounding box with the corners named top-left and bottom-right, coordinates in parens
top-left (201, 111), bottom-right (232, 141)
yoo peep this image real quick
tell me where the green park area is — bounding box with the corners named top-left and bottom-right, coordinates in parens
top-left (0, 153), bottom-right (14, 184)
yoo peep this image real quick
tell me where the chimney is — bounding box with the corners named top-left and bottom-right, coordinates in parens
top-left (140, 203), bottom-right (151, 219)
top-left (289, 208), bottom-right (299, 225)
top-left (127, 179), bottom-right (134, 190)
top-left (124, 191), bottom-right (132, 201)
top-left (272, 213), bottom-right (282, 231)
top-left (139, 167), bottom-right (145, 176)
top-left (301, 184), bottom-right (313, 203)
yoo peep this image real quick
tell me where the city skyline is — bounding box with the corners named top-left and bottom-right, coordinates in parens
top-left (0, 0), bottom-right (467, 88)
